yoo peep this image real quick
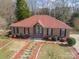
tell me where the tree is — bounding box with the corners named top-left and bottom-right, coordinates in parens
top-left (74, 19), bottom-right (79, 30)
top-left (35, 8), bottom-right (49, 15)
top-left (51, 7), bottom-right (71, 23)
top-left (16, 0), bottom-right (30, 21)
top-left (50, 0), bottom-right (73, 24)
top-left (0, 0), bottom-right (16, 27)
top-left (69, 12), bottom-right (79, 29)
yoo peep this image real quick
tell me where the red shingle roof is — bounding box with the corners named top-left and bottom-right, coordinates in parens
top-left (10, 15), bottom-right (71, 29)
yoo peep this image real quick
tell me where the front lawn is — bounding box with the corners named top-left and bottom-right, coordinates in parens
top-left (37, 44), bottom-right (74, 59)
top-left (0, 35), bottom-right (10, 48)
top-left (0, 40), bottom-right (28, 59)
top-left (0, 35), bottom-right (9, 39)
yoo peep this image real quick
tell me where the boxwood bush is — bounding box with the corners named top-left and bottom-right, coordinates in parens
top-left (67, 37), bottom-right (76, 46)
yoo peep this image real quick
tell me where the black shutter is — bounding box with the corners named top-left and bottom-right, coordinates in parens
top-left (60, 29), bottom-right (61, 37)
top-left (47, 28), bottom-right (48, 35)
top-left (51, 29), bottom-right (53, 36)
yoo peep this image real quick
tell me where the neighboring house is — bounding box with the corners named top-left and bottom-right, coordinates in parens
top-left (10, 15), bottom-right (71, 40)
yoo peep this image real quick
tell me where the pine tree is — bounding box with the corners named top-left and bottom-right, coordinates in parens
top-left (16, 0), bottom-right (30, 21)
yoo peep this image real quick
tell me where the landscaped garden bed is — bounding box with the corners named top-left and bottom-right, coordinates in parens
top-left (37, 44), bottom-right (74, 59)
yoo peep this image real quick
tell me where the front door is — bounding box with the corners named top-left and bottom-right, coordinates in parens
top-left (33, 24), bottom-right (43, 37)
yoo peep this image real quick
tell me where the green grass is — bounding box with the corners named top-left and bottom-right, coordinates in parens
top-left (37, 44), bottom-right (74, 59)
top-left (0, 35), bottom-right (9, 39)
top-left (0, 35), bottom-right (10, 48)
top-left (0, 40), bottom-right (24, 59)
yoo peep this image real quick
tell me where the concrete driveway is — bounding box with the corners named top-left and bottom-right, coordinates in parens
top-left (70, 34), bottom-right (79, 53)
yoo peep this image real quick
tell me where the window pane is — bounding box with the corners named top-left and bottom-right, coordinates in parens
top-left (60, 29), bottom-right (65, 37)
top-left (12, 27), bottom-right (15, 34)
top-left (47, 28), bottom-right (52, 36)
top-left (16, 27), bottom-right (19, 34)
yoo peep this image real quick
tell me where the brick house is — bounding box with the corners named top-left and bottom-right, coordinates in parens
top-left (10, 15), bottom-right (71, 40)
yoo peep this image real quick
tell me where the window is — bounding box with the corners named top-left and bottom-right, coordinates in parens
top-left (16, 27), bottom-right (19, 34)
top-left (47, 28), bottom-right (52, 36)
top-left (13, 27), bottom-right (15, 34)
top-left (60, 29), bottom-right (66, 37)
top-left (25, 28), bottom-right (28, 34)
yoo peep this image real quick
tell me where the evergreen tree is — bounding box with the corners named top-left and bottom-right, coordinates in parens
top-left (16, 0), bottom-right (30, 21)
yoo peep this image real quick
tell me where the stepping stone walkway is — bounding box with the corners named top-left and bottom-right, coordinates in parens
top-left (20, 46), bottom-right (34, 59)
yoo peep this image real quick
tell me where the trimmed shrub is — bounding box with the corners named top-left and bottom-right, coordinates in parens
top-left (51, 37), bottom-right (56, 41)
top-left (67, 37), bottom-right (76, 46)
top-left (52, 35), bottom-right (59, 41)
